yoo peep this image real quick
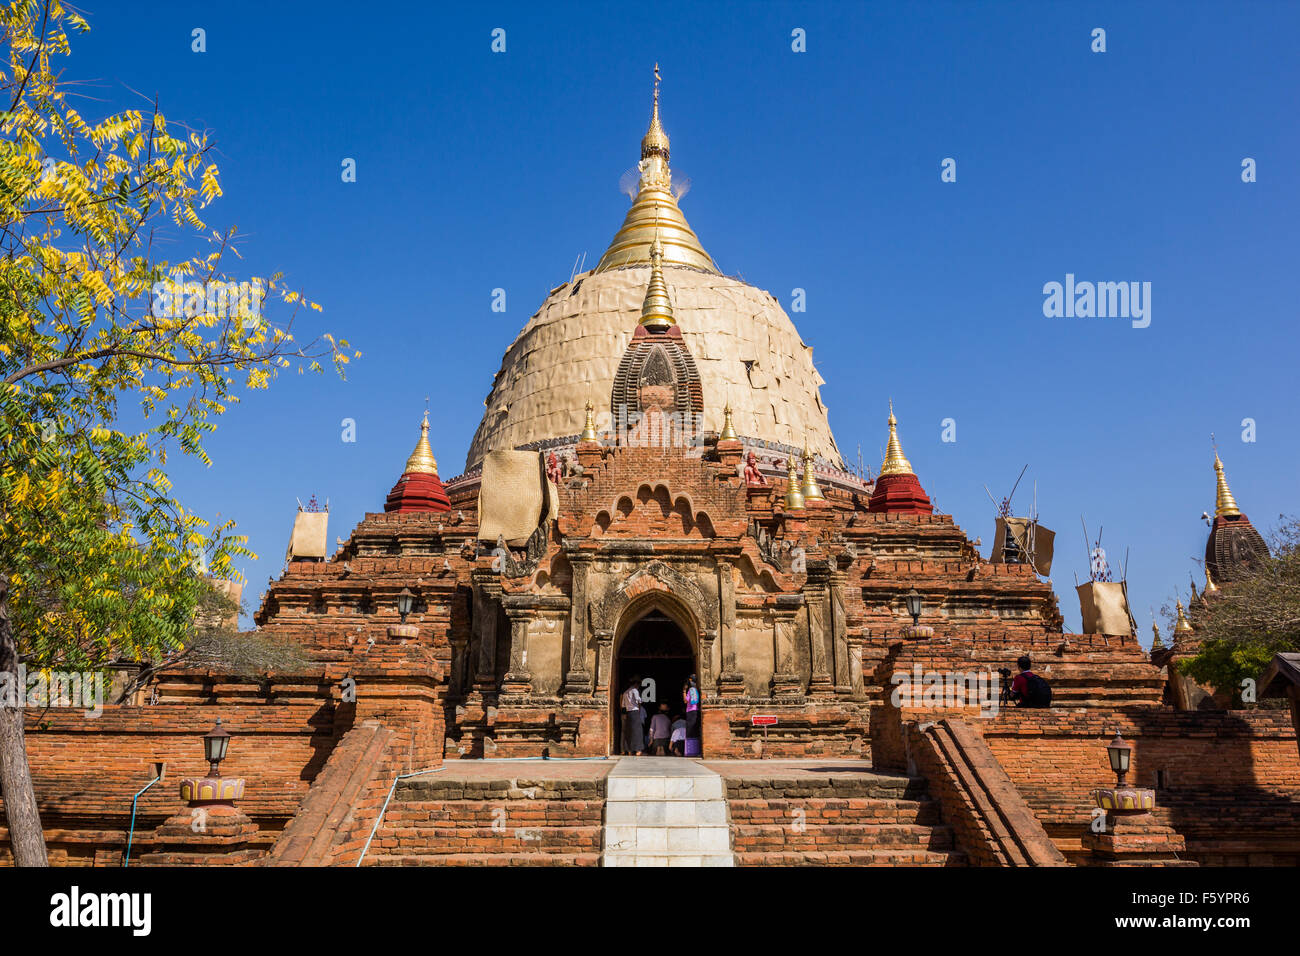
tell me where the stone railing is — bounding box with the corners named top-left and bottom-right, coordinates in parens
top-left (907, 718), bottom-right (1066, 867)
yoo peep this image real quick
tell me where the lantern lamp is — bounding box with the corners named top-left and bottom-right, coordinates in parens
top-left (203, 718), bottom-right (231, 778)
top-left (1106, 731), bottom-right (1133, 788)
top-left (397, 588), bottom-right (415, 623)
top-left (904, 588), bottom-right (923, 626)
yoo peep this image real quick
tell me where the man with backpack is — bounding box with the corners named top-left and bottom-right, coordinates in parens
top-left (1010, 656), bottom-right (1052, 708)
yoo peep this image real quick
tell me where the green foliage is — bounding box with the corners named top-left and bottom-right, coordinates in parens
top-left (0, 1), bottom-right (354, 673)
top-left (1178, 516), bottom-right (1300, 702)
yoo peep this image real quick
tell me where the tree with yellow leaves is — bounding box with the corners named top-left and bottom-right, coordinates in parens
top-left (0, 2), bottom-right (356, 865)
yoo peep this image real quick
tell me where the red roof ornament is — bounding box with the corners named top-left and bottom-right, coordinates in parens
top-left (385, 411), bottom-right (450, 513)
top-left (867, 403), bottom-right (932, 515)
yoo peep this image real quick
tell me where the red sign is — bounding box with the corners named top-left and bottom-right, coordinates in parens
top-left (751, 714), bottom-right (778, 727)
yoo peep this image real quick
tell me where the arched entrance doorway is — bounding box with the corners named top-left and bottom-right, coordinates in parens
top-left (611, 607), bottom-right (697, 756)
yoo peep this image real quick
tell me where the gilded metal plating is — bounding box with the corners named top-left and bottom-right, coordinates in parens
top-left (801, 444), bottom-right (824, 500)
top-left (1213, 452), bottom-right (1241, 517)
top-left (595, 66), bottom-right (718, 273)
top-left (404, 410), bottom-right (439, 475)
top-left (639, 233), bottom-right (676, 328)
top-left (784, 454), bottom-right (805, 510)
top-left (878, 400), bottom-right (914, 477)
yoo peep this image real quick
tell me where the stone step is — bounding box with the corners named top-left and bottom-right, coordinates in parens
top-left (732, 822), bottom-right (956, 849)
top-left (607, 774), bottom-right (723, 802)
top-left (375, 824), bottom-right (603, 851)
top-left (734, 848), bottom-right (968, 866)
top-left (603, 852), bottom-right (734, 867)
top-left (603, 823), bottom-right (732, 856)
top-left (723, 777), bottom-right (933, 801)
top-left (379, 802), bottom-right (604, 823)
top-left (367, 852), bottom-right (601, 867)
top-left (727, 797), bottom-right (945, 825)
top-left (604, 797), bottom-right (728, 826)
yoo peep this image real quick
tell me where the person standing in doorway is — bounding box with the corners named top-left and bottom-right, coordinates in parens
top-left (648, 703), bottom-right (672, 755)
top-left (669, 713), bottom-right (687, 756)
top-left (620, 677), bottom-right (643, 755)
top-left (683, 675), bottom-right (701, 750)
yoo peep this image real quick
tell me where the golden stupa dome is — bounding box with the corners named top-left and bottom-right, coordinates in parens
top-left (464, 68), bottom-right (840, 473)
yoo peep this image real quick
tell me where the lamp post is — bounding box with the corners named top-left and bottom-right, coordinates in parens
top-left (154, 718), bottom-right (253, 864)
top-left (1106, 731), bottom-right (1133, 789)
top-left (203, 718), bottom-right (231, 778)
top-left (1087, 730), bottom-right (1165, 864)
top-left (177, 716), bottom-right (245, 807)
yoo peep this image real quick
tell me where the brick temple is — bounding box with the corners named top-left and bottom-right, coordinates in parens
top-left (3, 72), bottom-right (1298, 867)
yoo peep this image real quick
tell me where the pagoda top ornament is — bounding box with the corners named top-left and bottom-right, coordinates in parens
top-left (878, 400), bottom-right (915, 477)
top-left (594, 65), bottom-right (718, 274)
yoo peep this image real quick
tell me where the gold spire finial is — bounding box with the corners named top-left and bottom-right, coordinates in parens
top-left (719, 401), bottom-right (738, 441)
top-left (594, 67), bottom-right (718, 274)
top-left (580, 400), bottom-right (598, 442)
top-left (1174, 599), bottom-right (1193, 635)
top-left (878, 400), bottom-right (914, 477)
top-left (1204, 566), bottom-right (1219, 594)
top-left (1150, 617), bottom-right (1164, 649)
top-left (784, 453), bottom-right (805, 510)
top-left (1213, 450), bottom-right (1241, 517)
top-left (639, 229), bottom-right (676, 328)
top-left (801, 442), bottom-right (824, 501)
top-left (403, 409), bottom-right (438, 475)
top-left (643, 62), bottom-right (669, 162)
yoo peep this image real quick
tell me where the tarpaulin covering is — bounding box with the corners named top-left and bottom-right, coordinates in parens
top-left (478, 449), bottom-right (546, 547)
top-left (286, 511), bottom-right (328, 561)
top-left (992, 517), bottom-right (1055, 576)
top-left (465, 267), bottom-right (841, 471)
top-left (1076, 581), bottom-right (1134, 636)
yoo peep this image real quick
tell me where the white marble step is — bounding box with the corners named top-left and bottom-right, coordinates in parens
top-left (602, 757), bottom-right (734, 867)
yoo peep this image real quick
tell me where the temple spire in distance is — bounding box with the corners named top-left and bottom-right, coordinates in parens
top-left (642, 62), bottom-right (669, 162)
top-left (1204, 441), bottom-right (1269, 583)
top-left (1213, 450), bottom-right (1241, 517)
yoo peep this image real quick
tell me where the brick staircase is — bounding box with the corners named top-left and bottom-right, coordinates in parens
top-left (722, 770), bottom-right (967, 866)
top-left (363, 773), bottom-right (605, 866)
top-left (356, 762), bottom-right (966, 867)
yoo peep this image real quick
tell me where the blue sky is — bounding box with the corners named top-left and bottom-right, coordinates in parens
top-left (69, 1), bottom-right (1298, 636)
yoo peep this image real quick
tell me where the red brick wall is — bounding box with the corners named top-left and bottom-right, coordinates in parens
top-left (0, 698), bottom-right (334, 866)
top-left (977, 708), bottom-right (1300, 864)
top-left (721, 773), bottom-right (964, 866)
top-left (981, 709), bottom-right (1300, 793)
top-left (363, 776), bottom-right (606, 865)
